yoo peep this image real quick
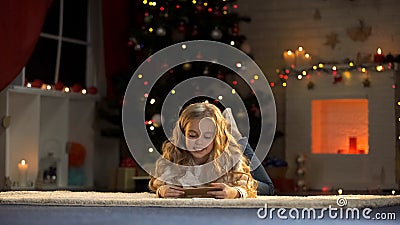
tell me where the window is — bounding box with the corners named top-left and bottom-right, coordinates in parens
top-left (26, 0), bottom-right (89, 87)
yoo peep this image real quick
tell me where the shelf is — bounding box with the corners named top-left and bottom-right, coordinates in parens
top-left (10, 86), bottom-right (100, 100)
top-left (5, 86), bottom-right (98, 190)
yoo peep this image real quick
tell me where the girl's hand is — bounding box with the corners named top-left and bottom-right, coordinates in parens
top-left (207, 183), bottom-right (240, 199)
top-left (158, 185), bottom-right (185, 198)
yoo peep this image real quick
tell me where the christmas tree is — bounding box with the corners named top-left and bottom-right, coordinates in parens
top-left (100, 0), bottom-right (263, 161)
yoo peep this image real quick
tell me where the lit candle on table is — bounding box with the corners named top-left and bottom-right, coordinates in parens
top-left (18, 159), bottom-right (28, 187)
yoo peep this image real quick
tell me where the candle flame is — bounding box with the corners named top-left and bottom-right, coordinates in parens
top-left (21, 160), bottom-right (26, 165)
top-left (377, 48), bottom-right (382, 54)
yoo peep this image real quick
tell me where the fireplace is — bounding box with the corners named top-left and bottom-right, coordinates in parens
top-left (285, 69), bottom-right (396, 190)
top-left (311, 99), bottom-right (368, 155)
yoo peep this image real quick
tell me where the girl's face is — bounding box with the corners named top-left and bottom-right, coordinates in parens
top-left (185, 117), bottom-right (216, 164)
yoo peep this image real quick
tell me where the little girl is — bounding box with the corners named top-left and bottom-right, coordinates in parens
top-left (149, 102), bottom-right (258, 198)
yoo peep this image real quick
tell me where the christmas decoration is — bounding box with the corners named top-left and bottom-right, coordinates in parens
top-left (211, 27), bottom-right (223, 40)
top-left (67, 142), bottom-right (86, 167)
top-left (54, 82), bottom-right (64, 91)
top-left (346, 20), bottom-right (371, 42)
top-left (324, 32), bottom-right (340, 49)
top-left (87, 86), bottom-right (98, 95)
top-left (31, 79), bottom-right (43, 88)
top-left (363, 78), bottom-right (371, 87)
top-left (313, 8), bottom-right (321, 20)
top-left (71, 84), bottom-right (83, 93)
top-left (307, 81), bottom-right (315, 90)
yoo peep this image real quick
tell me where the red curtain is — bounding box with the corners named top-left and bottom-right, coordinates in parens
top-left (102, 0), bottom-right (130, 97)
top-left (0, 0), bottom-right (53, 91)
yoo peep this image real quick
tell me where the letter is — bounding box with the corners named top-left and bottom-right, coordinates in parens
top-left (329, 205), bottom-right (338, 219)
top-left (257, 204), bottom-right (268, 219)
top-left (288, 208), bottom-right (299, 219)
top-left (345, 208), bottom-right (360, 219)
top-left (318, 208), bottom-right (327, 219)
top-left (302, 208), bottom-right (316, 219)
top-left (362, 208), bottom-right (372, 220)
top-left (269, 207), bottom-right (276, 219)
top-left (277, 208), bottom-right (287, 220)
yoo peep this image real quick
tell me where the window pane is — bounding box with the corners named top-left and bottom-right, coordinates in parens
top-left (59, 42), bottom-right (87, 87)
top-left (63, 0), bottom-right (87, 40)
top-left (42, 0), bottom-right (60, 35)
top-left (25, 37), bottom-right (58, 84)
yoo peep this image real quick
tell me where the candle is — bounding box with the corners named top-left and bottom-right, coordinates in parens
top-left (373, 48), bottom-right (385, 63)
top-left (349, 137), bottom-right (357, 154)
top-left (283, 50), bottom-right (295, 67)
top-left (18, 159), bottom-right (28, 187)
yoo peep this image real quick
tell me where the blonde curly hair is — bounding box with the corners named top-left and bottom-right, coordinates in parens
top-left (149, 102), bottom-right (257, 198)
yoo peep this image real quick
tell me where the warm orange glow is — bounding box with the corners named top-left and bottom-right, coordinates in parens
top-left (312, 99), bottom-right (369, 154)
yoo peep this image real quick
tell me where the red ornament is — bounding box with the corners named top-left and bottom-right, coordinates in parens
top-left (333, 75), bottom-right (342, 84)
top-left (88, 86), bottom-right (98, 95)
top-left (191, 25), bottom-right (199, 37)
top-left (178, 22), bottom-right (186, 33)
top-left (54, 82), bottom-right (64, 91)
top-left (232, 24), bottom-right (239, 35)
top-left (71, 84), bottom-right (83, 93)
top-left (31, 79), bottom-right (43, 88)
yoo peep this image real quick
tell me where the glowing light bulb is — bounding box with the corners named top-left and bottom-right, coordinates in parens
top-left (332, 66), bottom-right (337, 71)
top-left (298, 46), bottom-right (303, 52)
top-left (150, 98), bottom-right (156, 104)
top-left (361, 68), bottom-right (367, 73)
top-left (338, 189), bottom-right (343, 195)
top-left (231, 89), bottom-right (236, 94)
top-left (254, 75), bottom-right (259, 80)
top-left (181, 44), bottom-right (187, 50)
top-left (27, 83), bottom-right (32, 88)
top-left (282, 82), bottom-right (287, 87)
top-left (230, 41), bottom-right (235, 46)
top-left (305, 53), bottom-right (310, 59)
top-left (46, 85), bottom-right (51, 90)
top-left (203, 2), bottom-right (208, 6)
top-left (150, 126), bottom-right (155, 130)
top-left (392, 190), bottom-right (396, 195)
top-left (218, 95), bottom-right (223, 100)
top-left (64, 87), bottom-right (70, 93)
top-left (236, 62), bottom-right (242, 68)
top-left (298, 75), bottom-right (303, 80)
top-left (287, 50), bottom-right (293, 56)
top-left (81, 89), bottom-right (87, 94)
top-left (149, 27), bottom-right (154, 32)
top-left (313, 66), bottom-right (317, 70)
top-left (318, 63), bottom-right (324, 68)
top-left (349, 62), bottom-right (354, 67)
top-left (376, 65), bottom-right (383, 72)
top-left (171, 90), bottom-right (176, 94)
top-left (143, 0), bottom-right (147, 4)
top-left (148, 147), bottom-right (154, 153)
top-left (377, 48), bottom-right (382, 54)
top-left (302, 70), bottom-right (307, 76)
top-left (138, 74), bottom-right (143, 79)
